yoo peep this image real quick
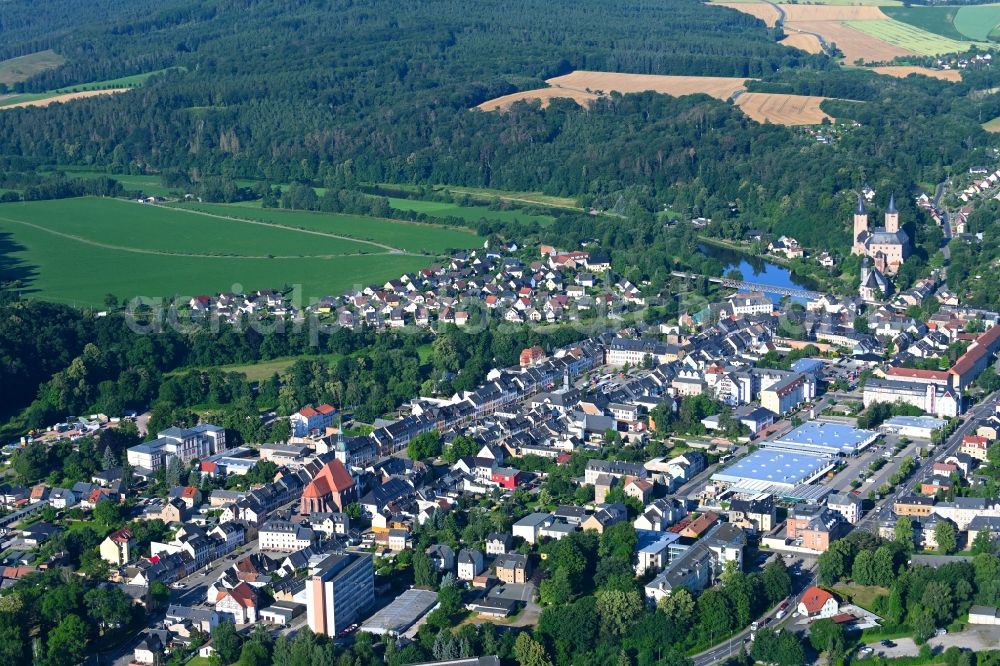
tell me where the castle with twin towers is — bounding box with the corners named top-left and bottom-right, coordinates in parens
top-left (851, 193), bottom-right (910, 275)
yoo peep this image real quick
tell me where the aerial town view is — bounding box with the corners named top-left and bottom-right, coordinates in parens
top-left (7, 1), bottom-right (1000, 666)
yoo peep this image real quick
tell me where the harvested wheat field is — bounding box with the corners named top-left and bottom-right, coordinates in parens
top-left (781, 33), bottom-right (825, 53)
top-left (734, 92), bottom-right (831, 125)
top-left (780, 5), bottom-right (889, 21)
top-left (0, 88), bottom-right (129, 110)
top-left (871, 66), bottom-right (961, 81)
top-left (475, 87), bottom-right (598, 111)
top-left (716, 2), bottom-right (781, 26)
top-left (789, 20), bottom-right (916, 62)
top-left (546, 71), bottom-right (750, 100)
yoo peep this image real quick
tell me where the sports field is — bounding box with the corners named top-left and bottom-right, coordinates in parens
top-left (0, 197), bottom-right (473, 305)
top-left (0, 50), bottom-right (66, 86)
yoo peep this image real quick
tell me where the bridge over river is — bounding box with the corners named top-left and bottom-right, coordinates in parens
top-left (670, 270), bottom-right (822, 300)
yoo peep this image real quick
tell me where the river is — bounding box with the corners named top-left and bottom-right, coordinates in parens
top-left (699, 243), bottom-right (819, 303)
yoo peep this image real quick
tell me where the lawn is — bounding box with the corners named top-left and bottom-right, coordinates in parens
top-left (0, 198), bottom-right (437, 306)
top-left (0, 50), bottom-right (66, 86)
top-left (387, 197), bottom-right (555, 226)
top-left (174, 353), bottom-right (343, 382)
top-left (832, 583), bottom-right (889, 611)
top-left (172, 202), bottom-right (481, 254)
top-left (845, 18), bottom-right (984, 55)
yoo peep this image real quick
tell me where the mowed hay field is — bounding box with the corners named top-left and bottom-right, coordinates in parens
top-left (478, 71), bottom-right (833, 126)
top-left (546, 71), bottom-right (750, 100)
top-left (716, 2), bottom-right (781, 26)
top-left (475, 87), bottom-right (598, 111)
top-left (871, 65), bottom-right (962, 81)
top-left (780, 33), bottom-right (825, 53)
top-left (982, 117), bottom-right (1000, 133)
top-left (0, 197), bottom-right (477, 305)
top-left (0, 50), bottom-right (65, 86)
top-left (734, 92), bottom-right (832, 125)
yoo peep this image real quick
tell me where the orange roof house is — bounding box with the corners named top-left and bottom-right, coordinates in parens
top-left (300, 458), bottom-right (356, 514)
top-left (798, 587), bottom-right (838, 617)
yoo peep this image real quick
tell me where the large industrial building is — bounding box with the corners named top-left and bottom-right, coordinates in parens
top-left (768, 421), bottom-right (877, 456)
top-left (710, 448), bottom-right (835, 495)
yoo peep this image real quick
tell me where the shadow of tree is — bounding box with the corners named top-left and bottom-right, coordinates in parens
top-left (0, 229), bottom-right (38, 296)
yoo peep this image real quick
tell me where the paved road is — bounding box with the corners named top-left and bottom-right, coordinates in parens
top-left (691, 558), bottom-right (818, 666)
top-left (860, 392), bottom-right (997, 531)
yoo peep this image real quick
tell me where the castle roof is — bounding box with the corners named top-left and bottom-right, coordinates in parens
top-left (888, 193), bottom-right (897, 214)
top-left (856, 194), bottom-right (866, 215)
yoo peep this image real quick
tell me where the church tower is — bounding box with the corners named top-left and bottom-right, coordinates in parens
top-left (852, 194), bottom-right (868, 255)
top-left (884, 193), bottom-right (899, 233)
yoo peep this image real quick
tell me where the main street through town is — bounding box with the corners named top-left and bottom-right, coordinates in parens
top-left (692, 390), bottom-right (999, 665)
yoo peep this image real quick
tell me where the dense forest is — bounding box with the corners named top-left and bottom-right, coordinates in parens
top-left (0, 0), bottom-right (996, 255)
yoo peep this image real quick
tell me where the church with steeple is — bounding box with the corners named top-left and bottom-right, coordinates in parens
top-left (851, 194), bottom-right (910, 275)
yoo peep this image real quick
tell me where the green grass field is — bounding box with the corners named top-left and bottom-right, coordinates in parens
top-left (387, 197), bottom-right (555, 226)
top-left (0, 198), bottom-right (376, 256)
top-left (881, 6), bottom-right (967, 40)
top-left (0, 50), bottom-right (66, 86)
top-left (383, 182), bottom-right (581, 210)
top-left (172, 202), bottom-right (481, 254)
top-left (0, 197), bottom-right (455, 306)
top-left (845, 18), bottom-right (984, 54)
top-left (883, 4), bottom-right (1000, 41)
top-left (953, 4), bottom-right (1000, 40)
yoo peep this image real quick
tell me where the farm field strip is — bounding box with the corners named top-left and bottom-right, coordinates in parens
top-left (870, 66), bottom-right (961, 81)
top-left (0, 88), bottom-right (129, 109)
top-left (845, 18), bottom-right (982, 55)
top-left (780, 33), bottom-right (825, 53)
top-left (779, 5), bottom-right (890, 21)
top-left (716, 2), bottom-right (781, 26)
top-left (475, 88), bottom-right (598, 111)
top-left (734, 92), bottom-right (832, 125)
top-left (173, 202), bottom-right (482, 254)
top-left (787, 19), bottom-right (917, 62)
top-left (983, 117), bottom-right (1000, 132)
top-left (545, 71), bottom-right (750, 100)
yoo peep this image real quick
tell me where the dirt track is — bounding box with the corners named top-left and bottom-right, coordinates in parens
top-left (0, 88), bottom-right (129, 110)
